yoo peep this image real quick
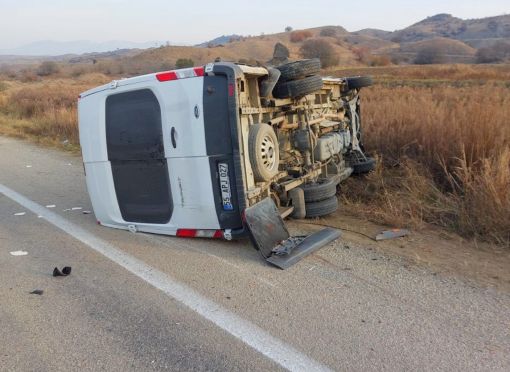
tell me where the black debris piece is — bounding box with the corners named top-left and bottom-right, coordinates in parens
top-left (29, 289), bottom-right (44, 295)
top-left (53, 266), bottom-right (72, 277)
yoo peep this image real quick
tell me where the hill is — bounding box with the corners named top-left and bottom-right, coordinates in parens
top-left (195, 35), bottom-right (243, 47)
top-left (353, 28), bottom-right (392, 39)
top-left (126, 26), bottom-right (357, 72)
top-left (125, 15), bottom-right (510, 70)
top-left (386, 13), bottom-right (510, 48)
top-left (0, 40), bottom-right (166, 56)
top-left (2, 13), bottom-right (510, 75)
top-left (386, 37), bottom-right (477, 64)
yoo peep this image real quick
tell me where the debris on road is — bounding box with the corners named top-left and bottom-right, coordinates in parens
top-left (10, 250), bottom-right (28, 256)
top-left (25, 165), bottom-right (32, 168)
top-left (14, 212), bottom-right (26, 216)
top-left (375, 229), bottom-right (410, 241)
top-left (83, 210), bottom-right (92, 214)
top-left (45, 204), bottom-right (56, 208)
top-left (29, 289), bottom-right (44, 295)
top-left (63, 208), bottom-right (71, 212)
top-left (71, 207), bottom-right (82, 210)
top-left (53, 266), bottom-right (72, 277)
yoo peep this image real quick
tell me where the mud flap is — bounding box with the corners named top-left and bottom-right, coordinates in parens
top-left (244, 198), bottom-right (341, 269)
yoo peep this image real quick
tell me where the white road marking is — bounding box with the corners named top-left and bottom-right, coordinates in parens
top-left (0, 183), bottom-right (331, 372)
top-left (10, 250), bottom-right (28, 256)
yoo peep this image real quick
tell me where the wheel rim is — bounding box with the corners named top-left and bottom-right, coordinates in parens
top-left (260, 134), bottom-right (277, 170)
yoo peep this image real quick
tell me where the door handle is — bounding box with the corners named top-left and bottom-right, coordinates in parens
top-left (171, 127), bottom-right (177, 149)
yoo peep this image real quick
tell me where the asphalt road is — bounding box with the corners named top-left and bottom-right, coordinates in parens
top-left (1, 136), bottom-right (509, 371)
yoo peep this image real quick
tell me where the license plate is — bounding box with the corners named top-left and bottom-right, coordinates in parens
top-left (218, 163), bottom-right (233, 211)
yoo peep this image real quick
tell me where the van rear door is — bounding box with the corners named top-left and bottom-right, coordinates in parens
top-left (105, 89), bottom-right (172, 224)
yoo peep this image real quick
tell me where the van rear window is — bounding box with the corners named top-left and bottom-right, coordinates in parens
top-left (105, 89), bottom-right (163, 161)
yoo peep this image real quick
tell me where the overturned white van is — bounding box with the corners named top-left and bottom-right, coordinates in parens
top-left (78, 60), bottom-right (373, 268)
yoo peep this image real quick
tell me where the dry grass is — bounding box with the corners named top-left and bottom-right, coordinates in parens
top-left (337, 70), bottom-right (510, 245)
top-left (330, 64), bottom-right (510, 84)
top-left (0, 74), bottom-right (109, 150)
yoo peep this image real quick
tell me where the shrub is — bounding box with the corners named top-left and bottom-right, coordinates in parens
top-left (285, 26), bottom-right (293, 32)
top-left (414, 46), bottom-right (445, 64)
top-left (476, 41), bottom-right (510, 63)
top-left (175, 58), bottom-right (194, 69)
top-left (36, 61), bottom-right (59, 76)
top-left (319, 28), bottom-right (337, 37)
top-left (290, 30), bottom-right (313, 43)
top-left (369, 55), bottom-right (392, 67)
top-left (300, 39), bottom-right (339, 68)
top-left (352, 46), bottom-right (370, 64)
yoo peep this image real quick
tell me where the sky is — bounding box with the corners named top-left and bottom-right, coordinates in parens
top-left (0, 0), bottom-right (508, 48)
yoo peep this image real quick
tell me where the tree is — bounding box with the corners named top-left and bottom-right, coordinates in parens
top-left (285, 26), bottom-right (293, 32)
top-left (300, 39), bottom-right (339, 68)
top-left (476, 41), bottom-right (510, 63)
top-left (352, 46), bottom-right (370, 64)
top-left (36, 61), bottom-right (59, 76)
top-left (175, 58), bottom-right (194, 69)
top-left (414, 46), bottom-right (445, 64)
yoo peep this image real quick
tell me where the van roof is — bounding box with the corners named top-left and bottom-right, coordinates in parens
top-left (79, 63), bottom-right (269, 99)
top-left (79, 72), bottom-right (157, 98)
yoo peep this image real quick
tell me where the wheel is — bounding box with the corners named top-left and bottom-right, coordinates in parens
top-left (305, 196), bottom-right (338, 218)
top-left (288, 188), bottom-right (306, 219)
top-left (345, 76), bottom-right (373, 90)
top-left (273, 75), bottom-right (323, 99)
top-left (259, 68), bottom-right (281, 97)
top-left (276, 59), bottom-right (321, 81)
top-left (248, 124), bottom-right (280, 182)
top-left (352, 157), bottom-right (376, 174)
top-left (301, 178), bottom-right (337, 202)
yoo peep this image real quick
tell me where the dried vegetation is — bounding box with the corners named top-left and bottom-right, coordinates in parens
top-left (335, 65), bottom-right (510, 245)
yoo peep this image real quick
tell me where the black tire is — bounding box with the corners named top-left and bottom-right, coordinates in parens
top-left (301, 178), bottom-right (337, 202)
top-left (345, 76), bottom-right (373, 90)
top-left (352, 157), bottom-right (376, 174)
top-left (276, 59), bottom-right (321, 81)
top-left (259, 68), bottom-right (281, 97)
top-left (273, 75), bottom-right (323, 99)
top-left (305, 196), bottom-right (338, 218)
top-left (289, 188), bottom-right (306, 219)
top-left (248, 124), bottom-right (280, 182)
